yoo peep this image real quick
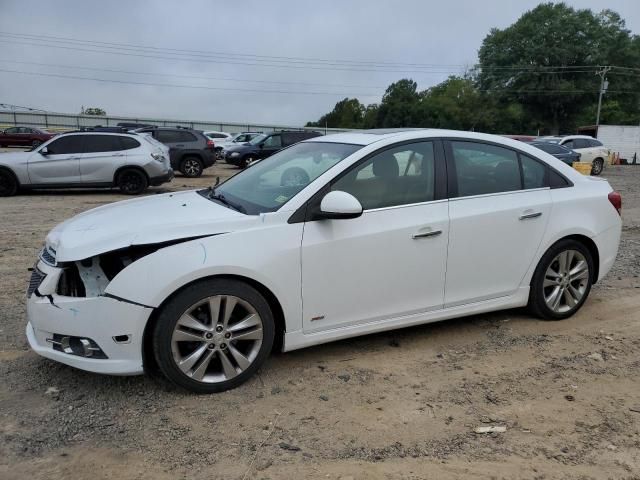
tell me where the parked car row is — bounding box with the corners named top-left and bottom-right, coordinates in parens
top-left (507, 134), bottom-right (609, 176)
top-left (0, 130), bottom-right (172, 196)
top-left (0, 126), bottom-right (57, 148)
top-left (223, 130), bottom-right (323, 168)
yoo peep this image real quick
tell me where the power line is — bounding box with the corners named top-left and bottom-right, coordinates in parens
top-left (0, 31), bottom-right (477, 69)
top-left (2, 67), bottom-right (636, 97)
top-left (4, 31), bottom-right (636, 74)
top-left (1, 33), bottom-right (633, 76)
top-left (0, 67), bottom-right (382, 97)
top-left (0, 59), bottom-right (385, 90)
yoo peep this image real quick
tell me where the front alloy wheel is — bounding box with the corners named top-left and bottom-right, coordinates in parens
top-left (153, 279), bottom-right (274, 393)
top-left (181, 157), bottom-right (203, 177)
top-left (529, 240), bottom-right (593, 320)
top-left (591, 158), bottom-right (604, 176)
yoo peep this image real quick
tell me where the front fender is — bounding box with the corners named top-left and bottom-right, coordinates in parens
top-left (104, 222), bottom-right (304, 332)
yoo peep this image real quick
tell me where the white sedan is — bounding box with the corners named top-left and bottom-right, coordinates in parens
top-left (26, 129), bottom-right (622, 393)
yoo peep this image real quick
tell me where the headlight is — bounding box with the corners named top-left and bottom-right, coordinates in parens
top-left (230, 152), bottom-right (240, 157)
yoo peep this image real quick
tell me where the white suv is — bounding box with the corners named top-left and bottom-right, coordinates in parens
top-left (0, 131), bottom-right (173, 196)
top-left (540, 135), bottom-right (609, 175)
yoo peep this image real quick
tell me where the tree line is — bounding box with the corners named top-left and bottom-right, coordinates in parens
top-left (306, 3), bottom-right (640, 135)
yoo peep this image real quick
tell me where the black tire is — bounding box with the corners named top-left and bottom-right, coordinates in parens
top-left (280, 167), bottom-right (310, 187)
top-left (180, 157), bottom-right (204, 177)
top-left (117, 168), bottom-right (148, 195)
top-left (528, 239), bottom-right (594, 320)
top-left (240, 155), bottom-right (255, 169)
top-left (591, 158), bottom-right (604, 176)
top-left (31, 140), bottom-right (42, 148)
top-left (0, 168), bottom-right (18, 196)
top-left (152, 278), bottom-right (275, 393)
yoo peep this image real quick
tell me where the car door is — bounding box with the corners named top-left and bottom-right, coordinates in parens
top-left (259, 134), bottom-right (282, 159)
top-left (27, 135), bottom-right (84, 184)
top-left (2, 127), bottom-right (20, 146)
top-left (564, 139), bottom-right (591, 162)
top-left (300, 140), bottom-right (449, 333)
top-left (78, 134), bottom-right (126, 183)
top-left (443, 140), bottom-right (552, 307)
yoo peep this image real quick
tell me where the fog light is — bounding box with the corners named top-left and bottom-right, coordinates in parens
top-left (46, 334), bottom-right (108, 359)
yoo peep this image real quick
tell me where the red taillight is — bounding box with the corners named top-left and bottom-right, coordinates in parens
top-left (608, 191), bottom-right (622, 215)
top-left (206, 139), bottom-right (215, 148)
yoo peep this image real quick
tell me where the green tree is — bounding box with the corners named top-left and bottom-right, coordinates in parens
top-left (477, 2), bottom-right (639, 134)
top-left (82, 107), bottom-right (107, 116)
top-left (376, 79), bottom-right (421, 127)
top-left (306, 98), bottom-right (365, 128)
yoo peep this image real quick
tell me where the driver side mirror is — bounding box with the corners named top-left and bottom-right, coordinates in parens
top-left (317, 191), bottom-right (363, 220)
top-left (40, 147), bottom-right (50, 155)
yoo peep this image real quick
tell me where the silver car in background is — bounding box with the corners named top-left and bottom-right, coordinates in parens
top-left (0, 131), bottom-right (173, 196)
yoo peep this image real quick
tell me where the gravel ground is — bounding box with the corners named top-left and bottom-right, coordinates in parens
top-left (1, 157), bottom-right (640, 480)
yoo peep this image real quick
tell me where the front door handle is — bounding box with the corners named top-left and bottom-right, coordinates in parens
top-left (519, 211), bottom-right (542, 220)
top-left (412, 229), bottom-right (442, 239)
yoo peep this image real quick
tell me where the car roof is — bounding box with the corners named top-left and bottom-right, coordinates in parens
top-left (541, 135), bottom-right (594, 141)
top-left (59, 131), bottom-right (138, 137)
top-left (303, 128), bottom-right (432, 146)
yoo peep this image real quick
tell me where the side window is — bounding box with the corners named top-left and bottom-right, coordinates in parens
top-left (263, 135), bottom-right (282, 148)
top-left (83, 135), bottom-right (122, 153)
top-left (46, 135), bottom-right (85, 154)
top-left (573, 139), bottom-right (589, 149)
top-left (176, 131), bottom-right (197, 142)
top-left (589, 139), bottom-right (603, 147)
top-left (450, 141), bottom-right (521, 197)
top-left (332, 142), bottom-right (435, 210)
top-left (562, 140), bottom-right (574, 149)
top-left (19, 127), bottom-right (32, 133)
top-left (4, 127), bottom-right (18, 134)
top-left (155, 130), bottom-right (179, 143)
top-left (211, 133), bottom-right (226, 139)
top-left (520, 155), bottom-right (547, 189)
top-left (120, 137), bottom-right (141, 150)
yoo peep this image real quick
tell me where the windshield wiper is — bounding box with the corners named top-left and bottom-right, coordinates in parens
top-left (208, 190), bottom-right (246, 214)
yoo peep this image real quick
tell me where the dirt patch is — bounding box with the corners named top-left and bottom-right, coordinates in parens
top-left (1, 164), bottom-right (640, 479)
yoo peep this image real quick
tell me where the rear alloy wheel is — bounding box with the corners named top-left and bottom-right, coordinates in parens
top-left (180, 157), bottom-right (204, 177)
top-left (117, 169), bottom-right (148, 195)
top-left (591, 158), bottom-right (604, 176)
top-left (153, 279), bottom-right (275, 393)
top-left (528, 239), bottom-right (593, 320)
top-left (0, 169), bottom-right (18, 196)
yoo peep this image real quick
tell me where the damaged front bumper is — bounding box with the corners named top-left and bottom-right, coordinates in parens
top-left (26, 260), bottom-right (152, 375)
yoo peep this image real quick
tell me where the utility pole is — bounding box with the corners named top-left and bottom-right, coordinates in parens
top-left (595, 66), bottom-right (611, 129)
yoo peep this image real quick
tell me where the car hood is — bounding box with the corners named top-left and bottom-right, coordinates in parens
top-left (46, 190), bottom-right (257, 262)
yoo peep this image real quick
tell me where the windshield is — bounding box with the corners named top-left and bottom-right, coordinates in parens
top-left (248, 134), bottom-right (267, 145)
top-left (206, 142), bottom-right (361, 214)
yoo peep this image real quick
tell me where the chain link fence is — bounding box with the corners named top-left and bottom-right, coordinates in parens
top-left (0, 110), bottom-right (350, 135)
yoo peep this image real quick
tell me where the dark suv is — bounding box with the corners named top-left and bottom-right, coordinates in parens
top-left (135, 127), bottom-right (216, 177)
top-left (224, 130), bottom-right (322, 168)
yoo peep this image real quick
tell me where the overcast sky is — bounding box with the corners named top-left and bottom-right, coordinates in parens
top-left (0, 0), bottom-right (638, 126)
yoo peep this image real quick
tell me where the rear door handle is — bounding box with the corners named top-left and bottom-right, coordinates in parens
top-left (519, 211), bottom-right (542, 220)
top-left (412, 229), bottom-right (442, 239)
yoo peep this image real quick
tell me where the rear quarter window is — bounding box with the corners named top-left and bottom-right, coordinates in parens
top-left (120, 137), bottom-right (141, 150)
